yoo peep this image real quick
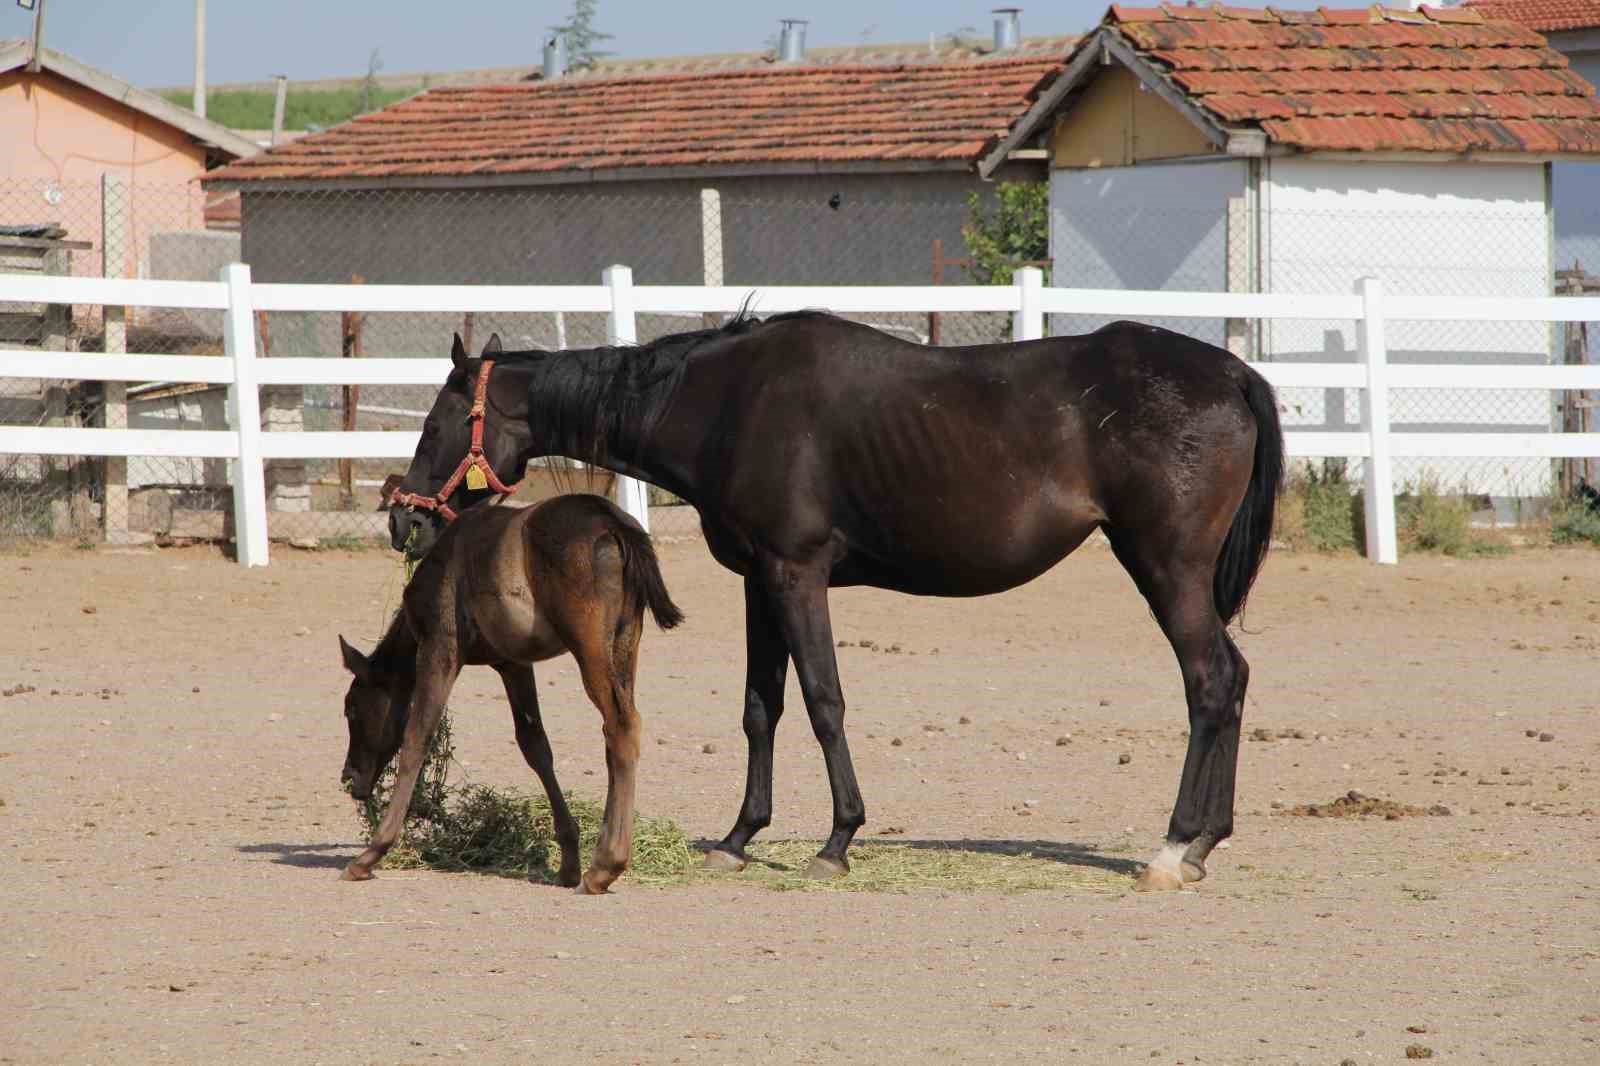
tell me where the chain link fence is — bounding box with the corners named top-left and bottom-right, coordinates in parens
top-left (1049, 201), bottom-right (1597, 516)
top-left (3, 178), bottom-right (1595, 547)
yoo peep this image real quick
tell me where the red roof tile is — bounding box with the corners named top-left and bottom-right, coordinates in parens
top-left (1463, 0), bottom-right (1600, 32)
top-left (206, 56), bottom-right (1064, 185)
top-left (1097, 3), bottom-right (1600, 153)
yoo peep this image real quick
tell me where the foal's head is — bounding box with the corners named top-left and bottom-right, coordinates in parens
top-left (336, 635), bottom-right (409, 801)
top-left (388, 332), bottom-right (532, 558)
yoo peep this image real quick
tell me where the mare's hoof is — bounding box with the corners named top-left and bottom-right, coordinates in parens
top-left (1131, 864), bottom-right (1184, 893)
top-left (702, 849), bottom-right (748, 873)
top-left (802, 856), bottom-right (849, 881)
top-left (1181, 860), bottom-right (1207, 884)
top-left (574, 876), bottom-right (610, 896)
top-left (340, 863), bottom-right (374, 882)
top-left (555, 867), bottom-right (582, 889)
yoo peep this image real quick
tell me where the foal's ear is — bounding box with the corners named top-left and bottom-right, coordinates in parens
top-left (482, 333), bottom-right (503, 356)
top-left (338, 635), bottom-right (373, 684)
top-left (450, 332), bottom-right (468, 370)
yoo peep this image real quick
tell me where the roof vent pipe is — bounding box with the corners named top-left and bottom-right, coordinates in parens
top-left (542, 36), bottom-right (567, 80)
top-left (778, 19), bottom-right (808, 63)
top-left (992, 8), bottom-right (1021, 52)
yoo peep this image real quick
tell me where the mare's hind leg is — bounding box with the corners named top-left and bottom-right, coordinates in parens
top-left (343, 649), bottom-right (457, 881)
top-left (1109, 536), bottom-right (1248, 893)
top-left (705, 576), bottom-right (790, 871)
top-left (570, 619), bottom-right (644, 895)
top-left (497, 662), bottom-right (582, 888)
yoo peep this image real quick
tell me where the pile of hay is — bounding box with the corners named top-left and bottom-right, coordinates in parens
top-left (356, 717), bottom-right (696, 883)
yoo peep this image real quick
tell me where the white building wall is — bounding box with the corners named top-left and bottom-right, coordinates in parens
top-left (1261, 158), bottom-right (1553, 498)
top-left (1049, 159), bottom-right (1247, 345)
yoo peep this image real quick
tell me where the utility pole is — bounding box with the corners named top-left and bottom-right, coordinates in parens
top-left (24, 0), bottom-right (47, 73)
top-left (271, 75), bottom-right (287, 145)
top-left (193, 0), bottom-right (206, 119)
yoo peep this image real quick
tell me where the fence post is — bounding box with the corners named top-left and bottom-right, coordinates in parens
top-left (101, 173), bottom-right (132, 544)
top-left (223, 262), bottom-right (269, 567)
top-left (700, 188), bottom-right (723, 331)
top-left (1013, 266), bottom-right (1044, 342)
top-left (603, 264), bottom-right (651, 532)
top-left (1357, 276), bottom-right (1397, 566)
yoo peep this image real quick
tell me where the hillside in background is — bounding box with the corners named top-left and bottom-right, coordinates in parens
top-left (158, 85), bottom-right (419, 130)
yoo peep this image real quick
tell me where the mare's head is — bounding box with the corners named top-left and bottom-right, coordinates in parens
top-left (388, 332), bottom-right (534, 558)
top-left (336, 635), bottom-right (408, 800)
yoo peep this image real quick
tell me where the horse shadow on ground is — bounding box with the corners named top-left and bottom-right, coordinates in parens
top-left (236, 842), bottom-right (353, 870)
top-left (695, 837), bottom-right (1143, 877)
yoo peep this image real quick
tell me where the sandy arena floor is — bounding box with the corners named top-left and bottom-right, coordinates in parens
top-left (3, 535), bottom-right (1598, 1065)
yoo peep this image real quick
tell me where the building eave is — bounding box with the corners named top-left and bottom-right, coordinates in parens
top-left (1, 44), bottom-right (259, 159)
top-left (204, 157), bottom-right (980, 193)
top-left (978, 27), bottom-right (1246, 178)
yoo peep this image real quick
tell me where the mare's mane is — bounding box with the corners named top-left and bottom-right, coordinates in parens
top-left (494, 309), bottom-right (835, 466)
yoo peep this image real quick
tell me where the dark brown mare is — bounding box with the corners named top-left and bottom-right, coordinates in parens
top-left (390, 317), bottom-right (1282, 891)
top-left (338, 492), bottom-right (682, 893)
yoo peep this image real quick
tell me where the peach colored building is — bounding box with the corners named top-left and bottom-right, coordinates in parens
top-left (0, 39), bottom-right (255, 279)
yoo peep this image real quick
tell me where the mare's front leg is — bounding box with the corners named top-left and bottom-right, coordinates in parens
top-left (760, 553), bottom-right (863, 880)
top-left (342, 647), bottom-right (458, 881)
top-left (497, 662), bottom-right (582, 888)
top-left (704, 575), bottom-right (790, 872)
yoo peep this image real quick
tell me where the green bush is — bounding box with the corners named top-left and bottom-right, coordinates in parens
top-left (1550, 492), bottom-right (1600, 546)
top-left (1396, 475), bottom-right (1507, 557)
top-left (1277, 459), bottom-right (1361, 553)
top-left (961, 182), bottom-right (1049, 286)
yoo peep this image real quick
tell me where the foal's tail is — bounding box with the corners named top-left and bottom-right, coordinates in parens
top-left (613, 521), bottom-right (686, 631)
top-left (1215, 364), bottom-right (1285, 625)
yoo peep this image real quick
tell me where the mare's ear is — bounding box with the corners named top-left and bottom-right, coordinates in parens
top-left (338, 635), bottom-right (373, 684)
top-left (450, 333), bottom-right (468, 370)
top-left (482, 333), bottom-right (503, 356)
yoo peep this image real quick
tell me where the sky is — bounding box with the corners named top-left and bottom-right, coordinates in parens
top-left (0, 0), bottom-right (1317, 89)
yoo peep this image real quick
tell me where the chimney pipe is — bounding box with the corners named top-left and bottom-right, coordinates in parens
top-left (543, 36), bottom-right (567, 80)
top-left (778, 19), bottom-right (808, 64)
top-left (992, 7), bottom-right (1021, 52)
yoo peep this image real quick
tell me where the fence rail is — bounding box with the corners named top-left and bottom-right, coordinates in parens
top-left (4, 264), bottom-right (1600, 567)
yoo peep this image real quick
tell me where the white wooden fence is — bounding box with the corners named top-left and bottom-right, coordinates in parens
top-left (2, 264), bottom-right (1598, 567)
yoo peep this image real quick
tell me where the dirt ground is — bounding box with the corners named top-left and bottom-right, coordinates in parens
top-left (3, 534), bottom-right (1598, 1065)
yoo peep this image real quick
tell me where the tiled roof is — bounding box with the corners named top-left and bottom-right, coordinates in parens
top-left (204, 56), bottom-right (1065, 185)
top-left (1464, 0), bottom-right (1600, 33)
top-left (1095, 4), bottom-right (1600, 154)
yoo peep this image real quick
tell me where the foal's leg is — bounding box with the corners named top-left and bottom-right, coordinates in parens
top-left (497, 662), bottom-right (582, 888)
top-left (1112, 540), bottom-right (1248, 893)
top-left (758, 554), bottom-right (863, 880)
top-left (571, 623), bottom-right (644, 895)
top-left (343, 649), bottom-right (458, 881)
top-left (704, 576), bottom-right (791, 871)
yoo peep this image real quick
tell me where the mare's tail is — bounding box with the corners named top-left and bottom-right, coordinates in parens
top-left (613, 521), bottom-right (685, 631)
top-left (1214, 364), bottom-right (1285, 624)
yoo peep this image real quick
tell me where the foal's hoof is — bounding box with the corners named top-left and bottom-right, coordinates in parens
top-left (802, 856), bottom-right (849, 881)
top-left (574, 875), bottom-right (610, 896)
top-left (702, 849), bottom-right (748, 873)
top-left (340, 863), bottom-right (374, 882)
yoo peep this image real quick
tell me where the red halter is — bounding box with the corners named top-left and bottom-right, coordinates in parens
top-left (388, 359), bottom-right (522, 523)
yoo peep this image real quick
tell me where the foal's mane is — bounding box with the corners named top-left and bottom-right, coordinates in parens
top-left (497, 308), bottom-right (835, 467)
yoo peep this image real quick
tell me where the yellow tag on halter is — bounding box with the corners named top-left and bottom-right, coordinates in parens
top-left (465, 465), bottom-right (489, 491)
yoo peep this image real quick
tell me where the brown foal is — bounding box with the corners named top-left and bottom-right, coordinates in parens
top-left (336, 493), bottom-right (682, 893)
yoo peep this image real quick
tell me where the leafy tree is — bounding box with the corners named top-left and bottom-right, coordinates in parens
top-left (961, 182), bottom-right (1050, 285)
top-left (550, 0), bottom-right (614, 71)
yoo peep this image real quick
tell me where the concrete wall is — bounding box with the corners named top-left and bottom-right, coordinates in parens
top-left (1049, 158), bottom-right (1246, 346)
top-left (235, 167), bottom-right (1037, 356)
top-left (1262, 158), bottom-right (1552, 498)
